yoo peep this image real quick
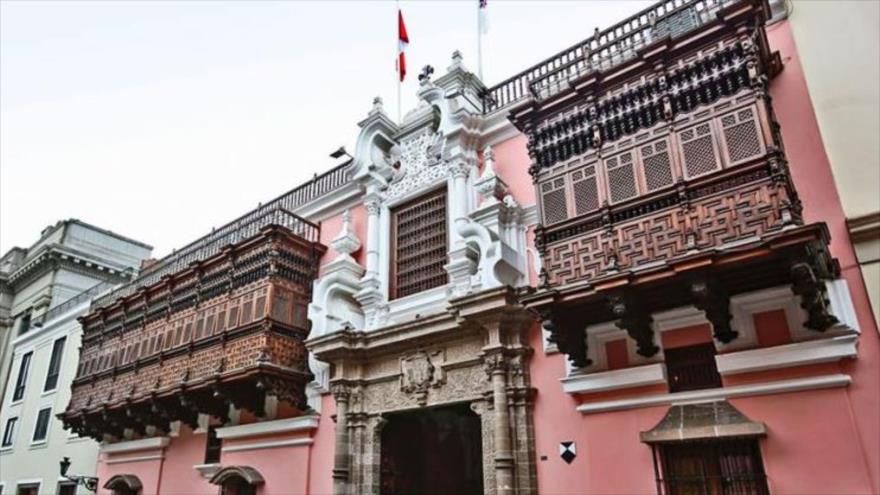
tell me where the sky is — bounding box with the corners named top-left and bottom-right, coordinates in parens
top-left (1, 0), bottom-right (651, 258)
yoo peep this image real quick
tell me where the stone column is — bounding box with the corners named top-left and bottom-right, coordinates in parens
top-left (449, 162), bottom-right (471, 238)
top-left (363, 192), bottom-right (382, 281)
top-left (332, 384), bottom-right (351, 495)
top-left (485, 353), bottom-right (515, 495)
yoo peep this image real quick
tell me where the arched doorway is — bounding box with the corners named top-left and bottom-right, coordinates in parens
top-left (380, 403), bottom-right (483, 495)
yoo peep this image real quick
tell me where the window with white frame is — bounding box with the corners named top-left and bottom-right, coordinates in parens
top-left (32, 408), bottom-right (51, 443)
top-left (12, 352), bottom-right (32, 402)
top-left (44, 337), bottom-right (66, 392)
top-left (2, 417), bottom-right (17, 447)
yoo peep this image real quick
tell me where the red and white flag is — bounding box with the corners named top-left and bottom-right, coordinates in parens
top-left (398, 9), bottom-right (409, 82)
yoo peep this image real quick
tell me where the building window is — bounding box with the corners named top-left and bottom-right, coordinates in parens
top-left (44, 337), bottom-right (67, 392)
top-left (664, 343), bottom-right (722, 393)
top-left (204, 425), bottom-right (222, 464)
top-left (390, 188), bottom-right (448, 299)
top-left (32, 407), bottom-right (52, 443)
top-left (17, 313), bottom-right (31, 335)
top-left (16, 485), bottom-right (39, 495)
top-left (652, 439), bottom-right (769, 495)
top-left (2, 417), bottom-right (17, 447)
top-left (56, 483), bottom-right (76, 495)
top-left (12, 352), bottom-right (33, 402)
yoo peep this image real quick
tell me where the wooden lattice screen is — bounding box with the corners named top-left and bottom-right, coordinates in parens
top-left (391, 188), bottom-right (449, 299)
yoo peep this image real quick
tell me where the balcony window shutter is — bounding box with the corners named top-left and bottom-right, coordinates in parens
top-left (679, 122), bottom-right (720, 178)
top-left (606, 152), bottom-right (638, 203)
top-left (571, 165), bottom-right (600, 215)
top-left (540, 177), bottom-right (569, 224)
top-left (640, 139), bottom-right (674, 191)
top-left (721, 107), bottom-right (764, 165)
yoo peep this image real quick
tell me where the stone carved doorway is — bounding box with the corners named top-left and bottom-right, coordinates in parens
top-left (380, 404), bottom-right (484, 495)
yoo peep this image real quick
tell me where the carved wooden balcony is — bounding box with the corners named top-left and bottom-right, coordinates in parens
top-left (512, 0), bottom-right (840, 367)
top-left (60, 208), bottom-right (325, 441)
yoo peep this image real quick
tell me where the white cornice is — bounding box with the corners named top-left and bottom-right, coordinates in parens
top-left (100, 436), bottom-right (169, 454)
top-left (105, 454), bottom-right (164, 464)
top-left (716, 335), bottom-right (859, 375)
top-left (562, 363), bottom-right (667, 394)
top-left (215, 415), bottom-right (319, 440)
top-left (576, 374), bottom-right (851, 414)
top-left (220, 437), bottom-right (313, 453)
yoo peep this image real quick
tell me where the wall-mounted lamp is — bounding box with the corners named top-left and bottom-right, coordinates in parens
top-left (60, 456), bottom-right (99, 493)
top-left (329, 146), bottom-right (352, 160)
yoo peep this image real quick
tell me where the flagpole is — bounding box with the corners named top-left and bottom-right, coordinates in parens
top-left (477, 1), bottom-right (484, 81)
top-left (397, 0), bottom-right (402, 123)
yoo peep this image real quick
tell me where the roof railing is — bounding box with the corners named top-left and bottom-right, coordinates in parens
top-left (483, 0), bottom-right (739, 112)
top-left (41, 280), bottom-right (117, 324)
top-left (92, 206), bottom-right (322, 309)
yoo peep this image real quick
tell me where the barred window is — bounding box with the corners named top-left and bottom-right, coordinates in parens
top-left (653, 439), bottom-right (769, 495)
top-left (665, 343), bottom-right (722, 393)
top-left (391, 188), bottom-right (448, 299)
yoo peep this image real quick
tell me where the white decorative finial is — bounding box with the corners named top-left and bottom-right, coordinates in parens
top-left (449, 50), bottom-right (464, 71)
top-left (482, 146), bottom-right (496, 177)
top-left (474, 146), bottom-right (508, 206)
top-left (372, 96), bottom-right (384, 113)
top-left (330, 209), bottom-right (361, 259)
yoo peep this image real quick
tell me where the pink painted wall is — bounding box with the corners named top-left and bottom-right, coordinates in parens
top-left (96, 450), bottom-right (164, 495)
top-left (220, 432), bottom-right (311, 495)
top-left (159, 426), bottom-right (213, 495)
top-left (767, 19), bottom-right (880, 492)
top-left (307, 395), bottom-right (337, 495)
top-left (317, 205), bottom-right (367, 274)
top-left (492, 134), bottom-right (536, 206)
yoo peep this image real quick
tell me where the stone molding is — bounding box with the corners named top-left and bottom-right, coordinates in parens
top-left (214, 415), bottom-right (319, 440)
top-left (576, 373), bottom-right (851, 414)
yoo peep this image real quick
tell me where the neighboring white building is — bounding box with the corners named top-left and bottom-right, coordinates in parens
top-left (0, 221), bottom-right (151, 495)
top-left (0, 219), bottom-right (152, 399)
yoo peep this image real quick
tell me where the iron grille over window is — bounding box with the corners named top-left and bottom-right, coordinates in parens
top-left (44, 337), bottom-right (66, 391)
top-left (12, 352), bottom-right (32, 402)
top-left (390, 188), bottom-right (448, 299)
top-left (652, 439), bottom-right (770, 495)
top-left (665, 343), bottom-right (722, 393)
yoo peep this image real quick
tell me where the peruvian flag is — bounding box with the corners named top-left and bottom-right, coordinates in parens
top-left (398, 9), bottom-right (409, 82)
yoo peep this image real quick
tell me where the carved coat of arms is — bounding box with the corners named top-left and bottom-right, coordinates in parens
top-left (400, 350), bottom-right (446, 405)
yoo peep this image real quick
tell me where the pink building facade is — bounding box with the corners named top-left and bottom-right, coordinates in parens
top-left (66, 1), bottom-right (878, 494)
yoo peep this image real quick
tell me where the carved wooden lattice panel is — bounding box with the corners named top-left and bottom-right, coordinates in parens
top-left (606, 152), bottom-right (638, 203)
top-left (543, 180), bottom-right (787, 286)
top-left (721, 107), bottom-right (764, 165)
top-left (540, 176), bottom-right (569, 225)
top-left (391, 188), bottom-right (449, 299)
top-left (639, 139), bottom-right (674, 192)
top-left (679, 122), bottom-right (720, 179)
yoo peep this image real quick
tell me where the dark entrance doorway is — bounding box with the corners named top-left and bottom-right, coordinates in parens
top-left (380, 403), bottom-right (484, 495)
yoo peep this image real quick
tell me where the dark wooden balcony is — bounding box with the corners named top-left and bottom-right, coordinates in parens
top-left (512, 0), bottom-right (839, 367)
top-left (61, 207), bottom-right (326, 441)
